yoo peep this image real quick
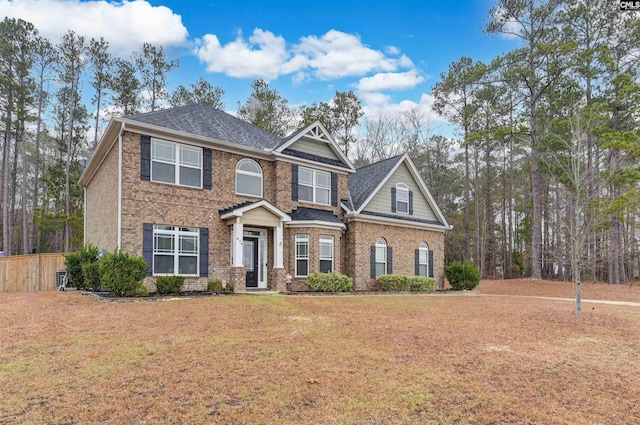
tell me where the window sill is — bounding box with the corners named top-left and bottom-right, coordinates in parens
top-left (149, 179), bottom-right (203, 190)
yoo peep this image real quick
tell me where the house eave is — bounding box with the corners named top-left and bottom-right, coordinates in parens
top-left (273, 151), bottom-right (354, 174)
top-left (285, 220), bottom-right (346, 230)
top-left (346, 212), bottom-right (452, 232)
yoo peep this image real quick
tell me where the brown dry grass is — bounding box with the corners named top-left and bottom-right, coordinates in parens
top-left (1, 282), bottom-right (639, 424)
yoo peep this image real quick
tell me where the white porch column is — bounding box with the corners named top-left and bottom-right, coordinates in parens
top-left (232, 220), bottom-right (244, 267)
top-left (274, 224), bottom-right (284, 268)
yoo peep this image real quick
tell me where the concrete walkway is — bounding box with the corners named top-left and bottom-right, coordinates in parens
top-left (475, 293), bottom-right (640, 307)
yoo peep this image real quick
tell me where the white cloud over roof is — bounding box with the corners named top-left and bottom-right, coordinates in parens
top-left (1, 0), bottom-right (188, 55)
top-left (357, 70), bottom-right (425, 92)
top-left (195, 28), bottom-right (417, 82)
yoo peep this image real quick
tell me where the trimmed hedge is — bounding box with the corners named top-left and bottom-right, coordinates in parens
top-left (307, 272), bottom-right (353, 292)
top-left (81, 262), bottom-right (102, 292)
top-left (375, 275), bottom-right (436, 292)
top-left (64, 244), bottom-right (99, 289)
top-left (445, 261), bottom-right (480, 290)
top-left (207, 280), bottom-right (233, 293)
top-left (100, 249), bottom-right (149, 297)
top-left (155, 276), bottom-right (184, 295)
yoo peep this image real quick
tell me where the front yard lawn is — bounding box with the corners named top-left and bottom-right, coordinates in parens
top-left (1, 286), bottom-right (639, 424)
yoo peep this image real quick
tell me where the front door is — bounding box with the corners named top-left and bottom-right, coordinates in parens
top-left (243, 237), bottom-right (259, 288)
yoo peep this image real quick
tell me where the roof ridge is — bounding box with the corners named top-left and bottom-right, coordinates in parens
top-left (355, 153), bottom-right (404, 170)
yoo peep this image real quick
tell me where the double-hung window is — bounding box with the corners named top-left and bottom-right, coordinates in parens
top-left (153, 225), bottom-right (199, 275)
top-left (319, 235), bottom-right (334, 273)
top-left (418, 242), bottom-right (428, 276)
top-left (151, 138), bottom-right (202, 188)
top-left (396, 183), bottom-right (409, 214)
top-left (375, 237), bottom-right (387, 277)
top-left (298, 166), bottom-right (330, 205)
top-left (295, 234), bottom-right (309, 277)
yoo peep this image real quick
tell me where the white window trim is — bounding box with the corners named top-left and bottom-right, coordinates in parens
top-left (319, 235), bottom-right (334, 273)
top-left (153, 225), bottom-right (199, 276)
top-left (235, 158), bottom-right (263, 198)
top-left (299, 166), bottom-right (331, 206)
top-left (396, 183), bottom-right (409, 214)
top-left (375, 237), bottom-right (387, 277)
top-left (295, 234), bottom-right (309, 277)
top-left (151, 138), bottom-right (203, 189)
top-left (418, 242), bottom-right (428, 276)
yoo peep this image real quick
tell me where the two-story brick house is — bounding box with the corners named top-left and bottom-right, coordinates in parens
top-left (80, 105), bottom-right (451, 292)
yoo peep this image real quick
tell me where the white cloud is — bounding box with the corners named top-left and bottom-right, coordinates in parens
top-left (357, 70), bottom-right (424, 92)
top-left (195, 29), bottom-right (289, 80)
top-left (362, 93), bottom-right (445, 126)
top-left (0, 0), bottom-right (188, 55)
top-left (293, 30), bottom-right (409, 79)
top-left (195, 28), bottom-right (416, 82)
top-left (385, 45), bottom-right (401, 55)
top-left (491, 6), bottom-right (522, 40)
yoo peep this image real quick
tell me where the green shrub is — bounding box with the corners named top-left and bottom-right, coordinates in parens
top-left (155, 276), bottom-right (185, 294)
top-left (307, 272), bottom-right (353, 292)
top-left (64, 244), bottom-right (99, 289)
top-left (99, 249), bottom-right (148, 297)
top-left (445, 261), bottom-right (480, 290)
top-left (81, 262), bottom-right (102, 292)
top-left (409, 276), bottom-right (436, 292)
top-left (207, 280), bottom-right (233, 293)
top-left (375, 275), bottom-right (436, 292)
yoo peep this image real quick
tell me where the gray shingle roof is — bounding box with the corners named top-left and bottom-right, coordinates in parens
top-left (126, 104), bottom-right (283, 150)
top-left (290, 207), bottom-right (343, 223)
top-left (218, 201), bottom-right (256, 216)
top-left (282, 148), bottom-right (349, 169)
top-left (348, 154), bottom-right (404, 211)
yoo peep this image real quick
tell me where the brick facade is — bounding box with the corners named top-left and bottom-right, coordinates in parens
top-left (85, 139), bottom-right (119, 251)
top-left (84, 128), bottom-right (448, 293)
top-left (345, 220), bottom-right (446, 291)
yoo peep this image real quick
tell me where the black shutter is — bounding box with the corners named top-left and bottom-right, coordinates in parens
top-left (391, 187), bottom-right (396, 212)
top-left (140, 135), bottom-right (151, 181)
top-left (331, 172), bottom-right (338, 206)
top-left (291, 164), bottom-right (299, 201)
top-left (429, 250), bottom-right (434, 278)
top-left (409, 191), bottom-right (414, 215)
top-left (370, 246), bottom-right (376, 278)
top-left (199, 228), bottom-right (209, 277)
top-left (203, 148), bottom-right (212, 190)
top-left (415, 249), bottom-right (420, 275)
top-left (387, 246), bottom-right (393, 274)
top-left (143, 223), bottom-right (153, 276)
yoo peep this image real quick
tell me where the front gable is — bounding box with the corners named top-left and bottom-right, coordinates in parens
top-left (348, 154), bottom-right (451, 230)
top-left (365, 162), bottom-right (439, 222)
top-left (275, 122), bottom-right (355, 172)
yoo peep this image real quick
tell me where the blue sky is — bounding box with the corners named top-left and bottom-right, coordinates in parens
top-left (2, 0), bottom-right (518, 131)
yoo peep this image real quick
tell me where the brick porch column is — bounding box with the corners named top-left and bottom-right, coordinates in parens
top-left (229, 266), bottom-right (246, 293)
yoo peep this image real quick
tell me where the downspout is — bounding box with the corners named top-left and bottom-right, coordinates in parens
top-left (117, 122), bottom-right (125, 249)
top-left (83, 187), bottom-right (87, 246)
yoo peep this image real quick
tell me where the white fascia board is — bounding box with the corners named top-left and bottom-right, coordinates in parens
top-left (340, 201), bottom-right (353, 214)
top-left (346, 212), bottom-right (452, 232)
top-left (285, 220), bottom-right (346, 230)
top-left (355, 154), bottom-right (405, 213)
top-left (276, 121), bottom-right (355, 171)
top-left (403, 156), bottom-right (451, 228)
top-left (220, 200), bottom-right (291, 222)
top-left (79, 119), bottom-right (121, 186)
top-left (273, 151), bottom-right (354, 174)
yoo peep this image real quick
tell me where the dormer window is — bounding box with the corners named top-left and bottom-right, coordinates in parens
top-left (236, 159), bottom-right (263, 197)
top-left (396, 183), bottom-right (409, 214)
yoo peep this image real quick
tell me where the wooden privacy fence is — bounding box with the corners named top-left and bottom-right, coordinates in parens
top-left (0, 254), bottom-right (66, 293)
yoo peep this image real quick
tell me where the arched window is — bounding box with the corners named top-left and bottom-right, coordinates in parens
top-left (236, 159), bottom-right (262, 197)
top-left (417, 242), bottom-right (428, 276)
top-left (375, 237), bottom-right (387, 277)
top-left (396, 183), bottom-right (409, 213)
